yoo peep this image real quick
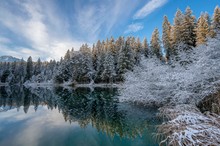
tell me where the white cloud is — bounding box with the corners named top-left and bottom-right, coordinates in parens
top-left (124, 23), bottom-right (144, 34)
top-left (74, 0), bottom-right (140, 41)
top-left (0, 0), bottom-right (140, 61)
top-left (134, 0), bottom-right (168, 19)
top-left (0, 0), bottom-right (83, 61)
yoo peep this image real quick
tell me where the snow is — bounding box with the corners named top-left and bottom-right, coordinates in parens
top-left (119, 36), bottom-right (220, 106)
top-left (157, 104), bottom-right (220, 145)
top-left (0, 56), bottom-right (21, 62)
top-left (24, 82), bottom-right (121, 89)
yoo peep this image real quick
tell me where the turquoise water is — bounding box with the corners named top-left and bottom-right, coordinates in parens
top-left (0, 86), bottom-right (161, 146)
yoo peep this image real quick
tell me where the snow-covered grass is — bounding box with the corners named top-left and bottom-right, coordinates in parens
top-left (24, 81), bottom-right (122, 89)
top-left (156, 104), bottom-right (220, 146)
top-left (120, 36), bottom-right (220, 106)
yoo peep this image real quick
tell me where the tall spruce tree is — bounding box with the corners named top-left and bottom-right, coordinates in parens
top-left (18, 58), bottom-right (26, 83)
top-left (34, 58), bottom-right (42, 75)
top-left (210, 6), bottom-right (220, 37)
top-left (150, 28), bottom-right (161, 58)
top-left (26, 56), bottom-right (33, 80)
top-left (162, 15), bottom-right (172, 58)
top-left (196, 13), bottom-right (210, 46)
top-left (182, 7), bottom-right (197, 49)
top-left (117, 37), bottom-right (135, 75)
top-left (64, 49), bottom-right (71, 61)
top-left (101, 51), bottom-right (116, 83)
top-left (142, 37), bottom-right (149, 57)
top-left (172, 9), bottom-right (184, 50)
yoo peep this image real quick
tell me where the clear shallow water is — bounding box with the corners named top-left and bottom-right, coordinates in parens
top-left (0, 86), bottom-right (161, 146)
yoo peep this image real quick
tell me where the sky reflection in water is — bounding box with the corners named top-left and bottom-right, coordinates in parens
top-left (0, 86), bottom-right (161, 146)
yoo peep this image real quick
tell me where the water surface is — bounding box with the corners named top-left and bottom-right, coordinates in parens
top-left (0, 86), bottom-right (161, 146)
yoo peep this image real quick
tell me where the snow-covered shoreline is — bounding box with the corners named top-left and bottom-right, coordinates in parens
top-left (23, 82), bottom-right (122, 88)
top-left (157, 104), bottom-right (220, 145)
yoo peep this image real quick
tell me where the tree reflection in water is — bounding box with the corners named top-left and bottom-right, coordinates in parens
top-left (0, 86), bottom-right (160, 139)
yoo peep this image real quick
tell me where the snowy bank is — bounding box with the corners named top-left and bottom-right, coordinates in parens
top-left (24, 81), bottom-right (122, 89)
top-left (157, 104), bottom-right (220, 146)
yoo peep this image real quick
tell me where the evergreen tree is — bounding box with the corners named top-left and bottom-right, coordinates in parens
top-left (150, 28), bottom-right (161, 58)
top-left (182, 7), bottom-right (197, 49)
top-left (117, 37), bottom-right (135, 75)
top-left (64, 49), bottom-right (71, 61)
top-left (78, 44), bottom-right (94, 83)
top-left (196, 13), bottom-right (210, 46)
top-left (18, 58), bottom-right (26, 83)
top-left (162, 15), bottom-right (172, 58)
top-left (101, 52), bottom-right (116, 83)
top-left (115, 36), bottom-right (124, 63)
top-left (135, 37), bottom-right (142, 64)
top-left (26, 56), bottom-right (33, 80)
top-left (210, 6), bottom-right (220, 37)
top-left (172, 9), bottom-right (184, 50)
top-left (142, 37), bottom-right (149, 57)
top-left (34, 58), bottom-right (41, 75)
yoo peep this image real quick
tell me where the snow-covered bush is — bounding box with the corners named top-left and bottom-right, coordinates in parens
top-left (120, 36), bottom-right (220, 106)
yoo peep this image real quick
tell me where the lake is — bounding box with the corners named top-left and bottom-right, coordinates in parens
top-left (0, 86), bottom-right (161, 146)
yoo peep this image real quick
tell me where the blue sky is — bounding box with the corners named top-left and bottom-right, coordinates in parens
top-left (0, 0), bottom-right (219, 61)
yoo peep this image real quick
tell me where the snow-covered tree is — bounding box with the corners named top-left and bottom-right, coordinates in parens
top-left (101, 52), bottom-right (116, 83)
top-left (196, 13), bottom-right (210, 46)
top-left (142, 37), bottom-right (149, 57)
top-left (171, 9), bottom-right (184, 50)
top-left (210, 6), bottom-right (220, 37)
top-left (150, 28), bottom-right (161, 58)
top-left (26, 56), bottom-right (33, 80)
top-left (17, 58), bottom-right (26, 83)
top-left (182, 7), bottom-right (197, 49)
top-left (162, 15), bottom-right (172, 58)
top-left (64, 49), bottom-right (71, 61)
top-left (34, 58), bottom-right (41, 75)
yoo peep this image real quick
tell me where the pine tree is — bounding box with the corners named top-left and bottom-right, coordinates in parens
top-left (150, 28), bottom-right (161, 58)
top-left (142, 37), bottom-right (149, 57)
top-left (101, 52), bottom-right (116, 83)
top-left (210, 6), bottom-right (220, 37)
top-left (196, 13), bottom-right (210, 46)
top-left (64, 49), bottom-right (71, 61)
top-left (162, 15), bottom-right (172, 58)
top-left (34, 58), bottom-right (41, 75)
top-left (115, 36), bottom-right (124, 64)
top-left (172, 9), bottom-right (184, 50)
top-left (26, 56), bottom-right (33, 80)
top-left (182, 7), bottom-right (197, 49)
top-left (117, 37), bottom-right (135, 75)
top-left (78, 44), bottom-right (94, 83)
top-left (135, 37), bottom-right (142, 64)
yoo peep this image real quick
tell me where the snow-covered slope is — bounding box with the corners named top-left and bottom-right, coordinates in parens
top-left (0, 56), bottom-right (22, 62)
top-left (120, 36), bottom-right (220, 106)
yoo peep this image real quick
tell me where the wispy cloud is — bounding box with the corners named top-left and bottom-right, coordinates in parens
top-left (74, 0), bottom-right (139, 42)
top-left (0, 0), bottom-right (139, 61)
top-left (134, 0), bottom-right (168, 19)
top-left (124, 23), bottom-right (144, 34)
top-left (0, 0), bottom-right (83, 61)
